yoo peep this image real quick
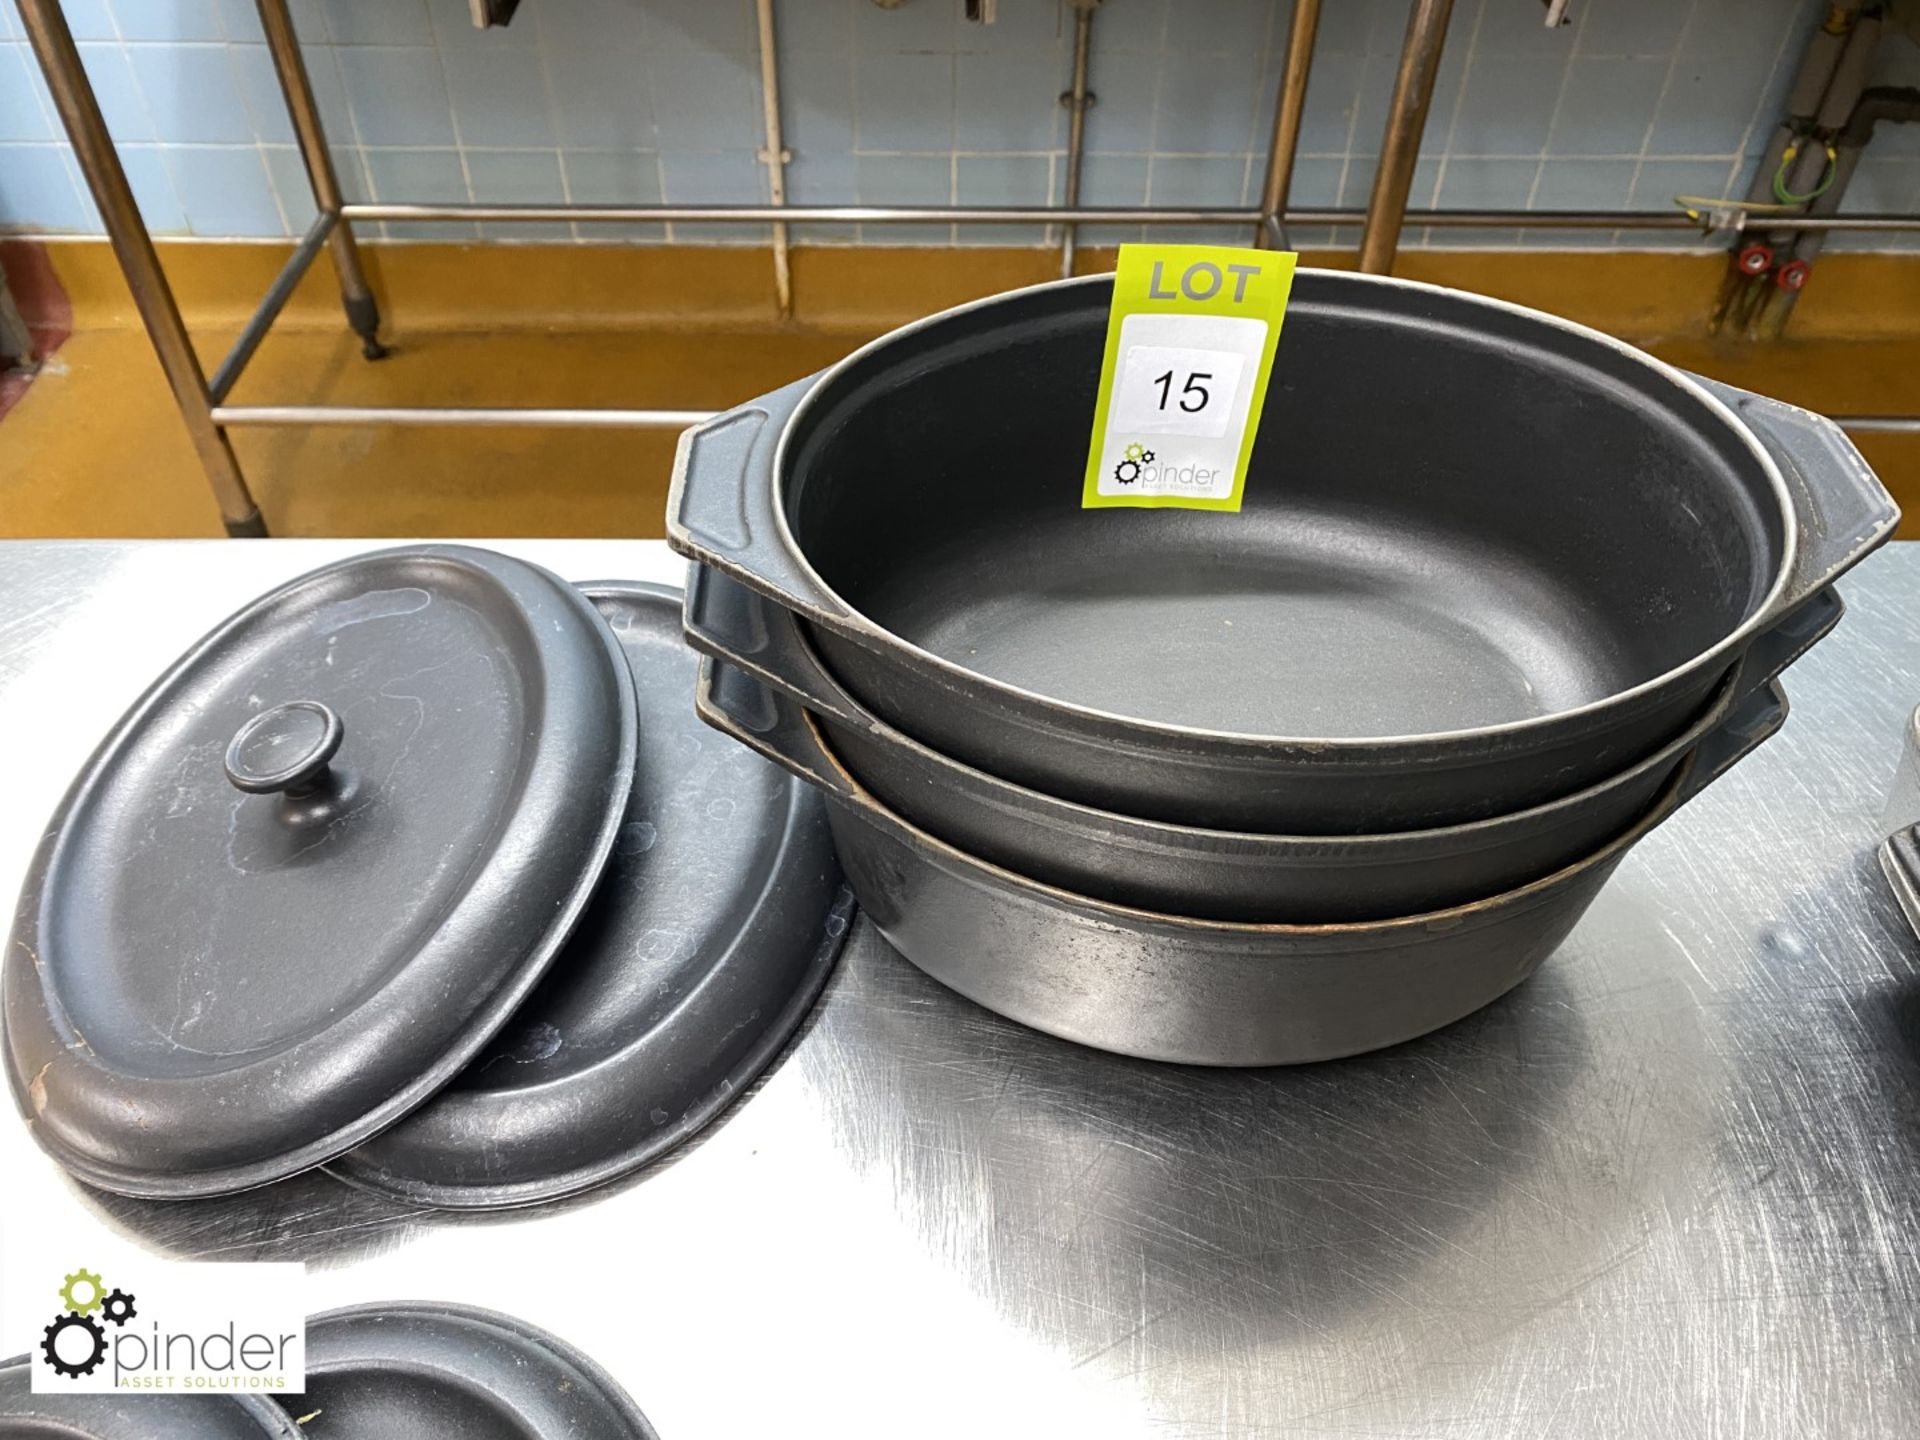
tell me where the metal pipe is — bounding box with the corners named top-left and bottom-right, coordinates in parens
top-left (1834, 416), bottom-right (1920, 432)
top-left (212, 405), bottom-right (719, 428)
top-left (1717, 0), bottom-right (1864, 334)
top-left (15, 0), bottom-right (266, 537)
top-left (343, 202), bottom-right (1263, 224)
top-left (336, 201), bottom-right (1920, 232)
top-left (1059, 1), bottom-right (1097, 278)
top-left (1762, 12), bottom-right (1888, 338)
top-left (1358, 0), bottom-right (1456, 274)
top-left (255, 0), bottom-right (386, 359)
top-left (207, 212), bottom-right (336, 405)
top-left (753, 0), bottom-right (793, 318)
top-left (1256, 0), bottom-right (1323, 249)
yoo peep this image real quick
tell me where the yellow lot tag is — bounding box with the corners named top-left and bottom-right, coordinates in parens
top-left (1081, 243), bottom-right (1297, 512)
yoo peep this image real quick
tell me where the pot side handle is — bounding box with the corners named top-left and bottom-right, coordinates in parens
top-left (1689, 374), bottom-right (1900, 613)
top-left (665, 375), bottom-right (853, 623)
top-left (685, 563), bottom-right (871, 728)
top-left (1738, 586), bottom-right (1843, 692)
top-left (695, 654), bottom-right (859, 801)
top-left (1674, 677), bottom-right (1789, 813)
top-left (1881, 828), bottom-right (1920, 942)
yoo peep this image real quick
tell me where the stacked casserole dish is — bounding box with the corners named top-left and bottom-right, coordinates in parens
top-left (669, 269), bottom-right (1900, 1066)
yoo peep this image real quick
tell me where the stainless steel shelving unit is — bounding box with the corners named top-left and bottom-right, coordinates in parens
top-left (15, 0), bottom-right (1919, 535)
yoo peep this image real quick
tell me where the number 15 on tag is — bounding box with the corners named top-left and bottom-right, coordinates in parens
top-left (1082, 245), bottom-right (1296, 512)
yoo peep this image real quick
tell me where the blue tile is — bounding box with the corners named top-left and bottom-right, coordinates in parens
top-left (1097, 0), bottom-right (1166, 53)
top-left (957, 0), bottom-right (1064, 57)
top-left (1447, 50), bottom-right (1565, 156)
top-left (0, 6), bottom-right (15, 38)
top-left (782, 46), bottom-right (855, 154)
top-left (1837, 156), bottom-right (1920, 215)
top-left (1167, 0), bottom-right (1272, 52)
top-left (1408, 152), bottom-right (1442, 208)
top-left (1293, 50), bottom-right (1362, 155)
top-left (955, 52), bottom-right (1058, 151)
top-left (1647, 52), bottom-right (1774, 158)
top-left (260, 142), bottom-right (363, 223)
top-left (0, 44), bottom-right (53, 141)
top-left (1082, 50), bottom-right (1158, 153)
top-left (128, 43), bottom-right (256, 144)
top-left (1316, 0), bottom-right (1390, 55)
top-left (213, 0), bottom-right (270, 41)
top-left (164, 145), bottom-right (286, 234)
top-left (1423, 23), bottom-right (1470, 144)
top-left (772, 0), bottom-right (851, 54)
top-left (1472, 0), bottom-right (1576, 58)
top-left (536, 17), bottom-right (654, 149)
top-left (562, 148), bottom-right (664, 240)
top-left (229, 41), bottom-right (343, 147)
top-left (110, 0), bottom-right (228, 41)
top-left (1547, 57), bottom-right (1667, 156)
top-left (1144, 153), bottom-right (1244, 243)
top-left (659, 149), bottom-right (769, 242)
top-left (118, 143), bottom-right (187, 230)
top-left (443, 42), bottom-right (554, 146)
top-left (420, 0), bottom-right (488, 47)
top-left (262, 143), bottom-right (315, 223)
top-left (361, 146), bottom-right (471, 237)
top-left (956, 151), bottom-right (1050, 244)
top-left (56, 0), bottom-right (118, 42)
top-left (1153, 46), bottom-right (1258, 153)
top-left (0, 145), bottom-right (94, 229)
top-left (1283, 154), bottom-right (1341, 207)
top-left (76, 42), bottom-right (154, 141)
top-left (1345, 50), bottom-right (1400, 160)
top-left (466, 147), bottom-right (570, 238)
top-left (1436, 155), bottom-right (1538, 209)
top-left (1531, 155), bottom-right (1635, 210)
top-left (334, 45), bottom-right (453, 145)
top-left (1073, 150), bottom-right (1147, 244)
top-left (532, 0), bottom-right (643, 50)
top-left (644, 0), bottom-right (753, 54)
top-left (854, 151), bottom-right (948, 242)
top-left (648, 48), bottom-right (759, 150)
top-left (854, 0), bottom-right (952, 54)
top-left (1338, 154), bottom-right (1378, 208)
top-left (783, 147), bottom-right (856, 242)
top-left (1573, 0), bottom-right (1686, 57)
top-left (317, 0), bottom-right (431, 46)
top-left (855, 50), bottom-right (951, 152)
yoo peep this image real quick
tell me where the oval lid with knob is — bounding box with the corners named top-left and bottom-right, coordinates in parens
top-left (2, 545), bottom-right (637, 1199)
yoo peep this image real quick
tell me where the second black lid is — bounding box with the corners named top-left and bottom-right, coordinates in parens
top-left (330, 580), bottom-right (848, 1209)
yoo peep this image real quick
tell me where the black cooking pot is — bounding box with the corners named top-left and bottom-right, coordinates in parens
top-left (669, 271), bottom-right (1894, 832)
top-left (687, 563), bottom-right (1838, 921)
top-left (697, 656), bottom-right (1789, 1066)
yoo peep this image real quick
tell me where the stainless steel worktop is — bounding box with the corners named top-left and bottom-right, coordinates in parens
top-left (2, 539), bottom-right (1918, 1438)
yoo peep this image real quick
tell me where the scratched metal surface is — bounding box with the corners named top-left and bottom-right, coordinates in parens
top-left (2, 538), bottom-right (1918, 1439)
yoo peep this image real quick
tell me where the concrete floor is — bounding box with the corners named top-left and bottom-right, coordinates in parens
top-left (1, 242), bottom-right (1915, 538)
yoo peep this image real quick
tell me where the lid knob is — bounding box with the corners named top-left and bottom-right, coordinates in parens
top-left (224, 701), bottom-right (344, 797)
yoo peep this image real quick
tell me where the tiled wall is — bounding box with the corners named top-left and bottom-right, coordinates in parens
top-left (1, 0), bottom-right (1917, 249)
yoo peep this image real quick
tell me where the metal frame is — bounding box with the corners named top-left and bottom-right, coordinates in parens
top-left (15, 0), bottom-right (1920, 535)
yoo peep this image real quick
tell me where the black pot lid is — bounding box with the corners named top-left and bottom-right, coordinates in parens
top-left (331, 580), bottom-right (848, 1209)
top-left (4, 546), bottom-right (637, 1199)
top-left (276, 1304), bottom-right (657, 1438)
top-left (0, 1353), bottom-right (300, 1438)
